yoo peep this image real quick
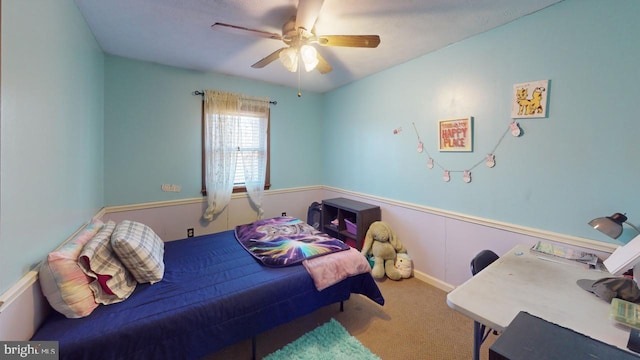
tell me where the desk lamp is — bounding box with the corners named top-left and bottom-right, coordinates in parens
top-left (590, 213), bottom-right (640, 283)
top-left (589, 213), bottom-right (640, 239)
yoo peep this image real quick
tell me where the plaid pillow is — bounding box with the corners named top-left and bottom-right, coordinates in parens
top-left (111, 220), bottom-right (164, 284)
top-left (38, 218), bottom-right (103, 318)
top-left (79, 221), bottom-right (137, 304)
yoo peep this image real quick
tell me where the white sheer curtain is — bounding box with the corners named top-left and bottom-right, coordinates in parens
top-left (202, 90), bottom-right (270, 222)
top-left (202, 90), bottom-right (241, 221)
top-left (238, 97), bottom-right (269, 218)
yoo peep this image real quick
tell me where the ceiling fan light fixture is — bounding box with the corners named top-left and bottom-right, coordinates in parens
top-left (300, 45), bottom-right (319, 72)
top-left (279, 47), bottom-right (298, 72)
top-left (215, 0), bottom-right (381, 77)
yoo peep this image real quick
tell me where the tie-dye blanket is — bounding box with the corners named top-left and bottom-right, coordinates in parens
top-left (234, 217), bottom-right (350, 267)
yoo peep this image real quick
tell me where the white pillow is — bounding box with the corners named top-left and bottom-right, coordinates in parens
top-left (79, 220), bottom-right (137, 304)
top-left (111, 220), bottom-right (164, 284)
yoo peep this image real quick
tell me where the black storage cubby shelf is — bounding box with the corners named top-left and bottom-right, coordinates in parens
top-left (321, 198), bottom-right (381, 250)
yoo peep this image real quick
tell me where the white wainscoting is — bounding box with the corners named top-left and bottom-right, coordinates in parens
top-left (103, 185), bottom-right (615, 289)
top-left (0, 185), bottom-right (616, 340)
top-left (101, 186), bottom-right (325, 241)
top-left (320, 187), bottom-right (615, 289)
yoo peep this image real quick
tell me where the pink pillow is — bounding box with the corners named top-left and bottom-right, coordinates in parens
top-left (38, 218), bottom-right (103, 318)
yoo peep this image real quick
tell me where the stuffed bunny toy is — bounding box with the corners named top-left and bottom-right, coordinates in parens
top-left (360, 221), bottom-right (407, 280)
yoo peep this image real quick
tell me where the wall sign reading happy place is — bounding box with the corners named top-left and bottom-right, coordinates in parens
top-left (438, 117), bottom-right (473, 152)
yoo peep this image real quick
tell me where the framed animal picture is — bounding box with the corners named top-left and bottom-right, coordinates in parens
top-left (511, 80), bottom-right (549, 118)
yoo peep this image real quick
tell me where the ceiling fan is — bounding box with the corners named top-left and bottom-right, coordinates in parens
top-left (211, 0), bottom-right (380, 75)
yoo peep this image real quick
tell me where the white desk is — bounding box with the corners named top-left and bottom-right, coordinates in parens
top-left (447, 244), bottom-right (631, 357)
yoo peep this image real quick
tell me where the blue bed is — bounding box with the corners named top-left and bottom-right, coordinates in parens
top-left (31, 229), bottom-right (384, 360)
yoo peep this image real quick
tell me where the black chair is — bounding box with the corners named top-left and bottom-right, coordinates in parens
top-left (306, 202), bottom-right (322, 230)
top-left (470, 249), bottom-right (499, 276)
top-left (470, 250), bottom-right (499, 360)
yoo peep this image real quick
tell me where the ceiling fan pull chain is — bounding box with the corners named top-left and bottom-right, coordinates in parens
top-left (297, 55), bottom-right (303, 97)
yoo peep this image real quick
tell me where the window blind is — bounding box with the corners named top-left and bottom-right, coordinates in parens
top-left (234, 116), bottom-right (264, 186)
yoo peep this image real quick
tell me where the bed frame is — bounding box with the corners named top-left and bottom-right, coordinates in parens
top-left (28, 229), bottom-right (384, 359)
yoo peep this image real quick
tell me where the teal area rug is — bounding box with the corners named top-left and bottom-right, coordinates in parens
top-left (264, 318), bottom-right (381, 360)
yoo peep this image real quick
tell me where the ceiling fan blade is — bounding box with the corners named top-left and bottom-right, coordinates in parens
top-left (251, 48), bottom-right (285, 69)
top-left (315, 51), bottom-right (332, 74)
top-left (295, 0), bottom-right (324, 31)
top-left (317, 35), bottom-right (380, 48)
top-left (211, 22), bottom-right (281, 40)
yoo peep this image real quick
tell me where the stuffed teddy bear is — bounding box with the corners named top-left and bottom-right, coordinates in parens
top-left (360, 221), bottom-right (407, 280)
top-left (395, 253), bottom-right (413, 279)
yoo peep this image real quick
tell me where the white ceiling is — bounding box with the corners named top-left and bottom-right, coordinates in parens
top-left (74, 0), bottom-right (563, 93)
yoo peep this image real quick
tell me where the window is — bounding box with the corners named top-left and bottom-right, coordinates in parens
top-left (200, 101), bottom-right (271, 196)
top-left (200, 90), bottom-right (272, 221)
top-left (231, 114), bottom-right (271, 193)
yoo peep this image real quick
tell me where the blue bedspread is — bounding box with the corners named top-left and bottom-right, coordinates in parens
top-left (31, 230), bottom-right (384, 360)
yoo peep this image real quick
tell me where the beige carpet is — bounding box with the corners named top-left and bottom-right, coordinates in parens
top-left (202, 277), bottom-right (497, 360)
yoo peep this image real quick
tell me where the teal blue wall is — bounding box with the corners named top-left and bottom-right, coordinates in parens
top-left (2, 0), bottom-right (638, 294)
top-left (1, 0), bottom-right (105, 292)
top-left (324, 0), bottom-right (640, 244)
top-left (103, 56), bottom-right (324, 206)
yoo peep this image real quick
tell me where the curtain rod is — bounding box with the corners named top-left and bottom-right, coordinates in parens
top-left (192, 90), bottom-right (277, 105)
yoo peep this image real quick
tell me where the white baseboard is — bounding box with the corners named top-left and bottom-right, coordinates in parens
top-left (413, 269), bottom-right (455, 293)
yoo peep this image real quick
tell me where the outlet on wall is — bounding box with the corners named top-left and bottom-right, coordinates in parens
top-left (161, 184), bottom-right (181, 192)
top-left (187, 228), bottom-right (194, 238)
top-left (281, 212), bottom-right (287, 217)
